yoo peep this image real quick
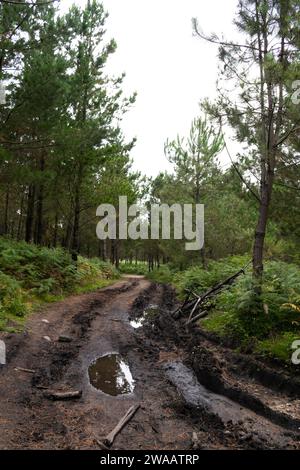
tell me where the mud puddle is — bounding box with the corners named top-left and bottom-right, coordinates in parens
top-left (130, 304), bottom-right (159, 329)
top-left (88, 353), bottom-right (135, 396)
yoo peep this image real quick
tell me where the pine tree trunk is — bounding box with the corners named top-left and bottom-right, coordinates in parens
top-left (103, 239), bottom-right (107, 261)
top-left (17, 193), bottom-right (24, 240)
top-left (4, 186), bottom-right (9, 235)
top-left (25, 185), bottom-right (35, 243)
top-left (34, 154), bottom-right (45, 245)
top-left (252, 170), bottom-right (274, 287)
top-left (71, 186), bottom-right (80, 254)
top-left (53, 210), bottom-right (59, 247)
top-left (114, 240), bottom-right (120, 269)
top-left (71, 162), bottom-right (83, 255)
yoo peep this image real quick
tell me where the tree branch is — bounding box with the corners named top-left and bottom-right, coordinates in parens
top-left (192, 18), bottom-right (265, 53)
top-left (273, 126), bottom-right (300, 149)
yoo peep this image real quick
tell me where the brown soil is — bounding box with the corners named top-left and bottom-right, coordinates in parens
top-left (0, 277), bottom-right (299, 450)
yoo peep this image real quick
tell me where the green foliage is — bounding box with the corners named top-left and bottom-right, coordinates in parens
top-left (147, 266), bottom-right (174, 284)
top-left (119, 263), bottom-right (149, 275)
top-left (0, 238), bottom-right (119, 331)
top-left (173, 255), bottom-right (249, 297)
top-left (172, 256), bottom-right (300, 362)
top-left (0, 271), bottom-right (28, 318)
top-left (255, 332), bottom-right (300, 363)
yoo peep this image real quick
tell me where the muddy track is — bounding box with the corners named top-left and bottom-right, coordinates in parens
top-left (146, 285), bottom-right (300, 447)
top-left (0, 278), bottom-right (299, 450)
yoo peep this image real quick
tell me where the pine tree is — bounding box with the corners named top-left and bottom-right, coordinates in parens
top-left (194, 0), bottom-right (300, 288)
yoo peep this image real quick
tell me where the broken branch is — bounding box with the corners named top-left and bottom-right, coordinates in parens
top-left (103, 404), bottom-right (140, 447)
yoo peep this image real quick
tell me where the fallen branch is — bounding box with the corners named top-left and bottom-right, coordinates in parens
top-left (175, 260), bottom-right (252, 325)
top-left (102, 404), bottom-right (140, 447)
top-left (14, 367), bottom-right (35, 374)
top-left (186, 310), bottom-right (208, 326)
top-left (43, 390), bottom-right (82, 401)
top-left (187, 297), bottom-right (201, 322)
top-left (93, 435), bottom-right (110, 450)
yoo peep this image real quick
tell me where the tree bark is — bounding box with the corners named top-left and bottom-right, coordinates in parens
top-left (71, 164), bottom-right (83, 255)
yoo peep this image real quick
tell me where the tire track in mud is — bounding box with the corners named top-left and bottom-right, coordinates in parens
top-left (145, 284), bottom-right (300, 449)
top-left (0, 278), bottom-right (196, 450)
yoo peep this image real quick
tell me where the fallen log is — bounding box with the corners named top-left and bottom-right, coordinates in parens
top-left (43, 390), bottom-right (82, 400)
top-left (102, 404), bottom-right (140, 447)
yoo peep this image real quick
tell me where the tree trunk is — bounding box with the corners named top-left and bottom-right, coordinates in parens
top-left (103, 239), bottom-right (107, 261)
top-left (4, 186), bottom-right (9, 235)
top-left (53, 210), bottom-right (58, 247)
top-left (252, 170), bottom-right (274, 285)
top-left (63, 218), bottom-right (72, 250)
top-left (71, 182), bottom-right (80, 254)
top-left (17, 192), bottom-right (25, 240)
top-left (35, 154), bottom-right (45, 245)
top-left (25, 185), bottom-right (35, 243)
top-left (115, 240), bottom-right (120, 269)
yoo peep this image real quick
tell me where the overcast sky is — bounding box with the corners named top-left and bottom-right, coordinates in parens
top-left (62, 0), bottom-right (240, 176)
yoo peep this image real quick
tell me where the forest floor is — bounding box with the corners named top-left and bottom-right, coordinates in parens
top-left (0, 276), bottom-right (300, 450)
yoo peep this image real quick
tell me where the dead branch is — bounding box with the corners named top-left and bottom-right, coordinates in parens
top-left (186, 310), bottom-right (208, 326)
top-left (14, 367), bottom-right (35, 373)
top-left (174, 261), bottom-right (251, 325)
top-left (102, 404), bottom-right (140, 448)
top-left (93, 435), bottom-right (110, 450)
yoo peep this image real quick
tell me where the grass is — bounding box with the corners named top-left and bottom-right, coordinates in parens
top-left (255, 332), bottom-right (300, 362)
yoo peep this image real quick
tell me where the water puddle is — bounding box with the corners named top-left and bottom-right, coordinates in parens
top-left (88, 353), bottom-right (135, 396)
top-left (130, 304), bottom-right (159, 329)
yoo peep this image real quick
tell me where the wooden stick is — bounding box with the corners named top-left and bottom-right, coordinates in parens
top-left (93, 435), bottom-right (110, 450)
top-left (43, 390), bottom-right (82, 400)
top-left (14, 367), bottom-right (35, 374)
top-left (187, 297), bottom-right (201, 322)
top-left (172, 290), bottom-right (192, 317)
top-left (186, 310), bottom-right (208, 326)
top-left (103, 404), bottom-right (140, 447)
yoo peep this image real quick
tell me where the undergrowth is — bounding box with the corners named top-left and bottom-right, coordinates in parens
top-left (148, 255), bottom-right (300, 363)
top-left (0, 238), bottom-right (119, 331)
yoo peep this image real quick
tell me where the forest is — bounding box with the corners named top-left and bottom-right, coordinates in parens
top-left (0, 0), bottom-right (300, 454)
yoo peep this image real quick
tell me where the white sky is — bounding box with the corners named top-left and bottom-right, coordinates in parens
top-left (62, 0), bottom-right (240, 176)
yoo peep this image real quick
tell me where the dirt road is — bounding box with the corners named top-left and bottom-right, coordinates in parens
top-left (0, 276), bottom-right (299, 450)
